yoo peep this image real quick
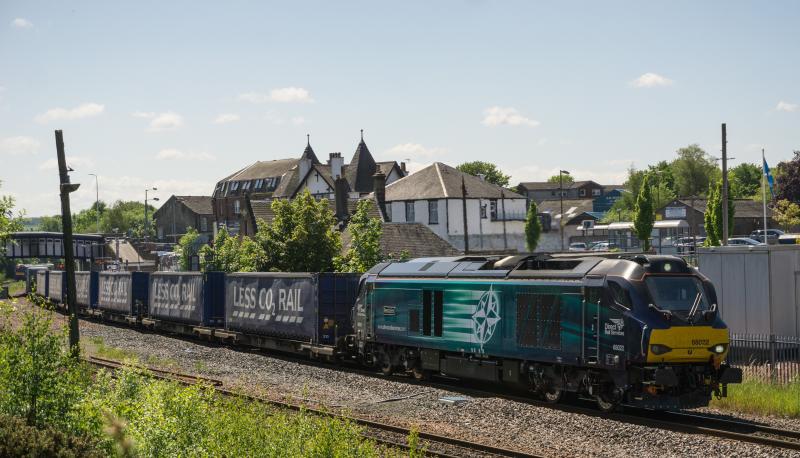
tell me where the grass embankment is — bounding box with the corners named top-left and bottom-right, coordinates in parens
top-left (1, 280), bottom-right (24, 296)
top-left (710, 378), bottom-right (800, 418)
top-left (0, 297), bottom-right (420, 456)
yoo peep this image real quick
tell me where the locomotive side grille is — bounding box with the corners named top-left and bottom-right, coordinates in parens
top-left (516, 293), bottom-right (562, 350)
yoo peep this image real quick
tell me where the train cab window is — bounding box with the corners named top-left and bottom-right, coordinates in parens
top-left (607, 281), bottom-right (632, 310)
top-left (422, 290), bottom-right (432, 336)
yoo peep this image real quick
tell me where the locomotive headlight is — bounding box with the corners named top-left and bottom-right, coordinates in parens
top-left (709, 343), bottom-right (728, 354)
top-left (650, 344), bottom-right (672, 355)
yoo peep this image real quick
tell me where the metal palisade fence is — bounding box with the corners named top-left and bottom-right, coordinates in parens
top-left (728, 334), bottom-right (800, 384)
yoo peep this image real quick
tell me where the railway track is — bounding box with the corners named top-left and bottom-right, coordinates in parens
top-left (84, 356), bottom-right (541, 458)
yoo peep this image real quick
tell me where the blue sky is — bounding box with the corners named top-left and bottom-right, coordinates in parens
top-left (1, 1), bottom-right (798, 216)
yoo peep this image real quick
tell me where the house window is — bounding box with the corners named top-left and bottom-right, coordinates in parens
top-left (234, 200), bottom-right (241, 214)
top-left (489, 199), bottom-right (498, 220)
top-left (428, 200), bottom-right (438, 224)
top-left (480, 203), bottom-right (487, 219)
top-left (255, 179), bottom-right (263, 190)
top-left (551, 191), bottom-right (555, 196)
top-left (592, 188), bottom-right (601, 196)
top-left (200, 217), bottom-right (208, 232)
top-left (386, 203), bottom-right (392, 222)
top-left (579, 188), bottom-right (586, 197)
top-left (405, 201), bottom-right (415, 222)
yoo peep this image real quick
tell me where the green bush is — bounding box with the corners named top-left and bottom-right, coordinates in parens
top-left (0, 413), bottom-right (103, 457)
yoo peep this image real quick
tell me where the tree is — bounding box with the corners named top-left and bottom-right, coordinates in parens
top-left (199, 228), bottom-right (266, 272)
top-left (524, 201), bottom-right (542, 252)
top-left (255, 190), bottom-right (341, 272)
top-left (775, 151), bottom-right (800, 203)
top-left (729, 163), bottom-right (762, 199)
top-left (176, 228), bottom-right (201, 271)
top-left (671, 144), bottom-right (720, 198)
top-left (703, 179), bottom-right (735, 246)
top-left (704, 183), bottom-right (720, 246)
top-left (36, 215), bottom-right (63, 232)
top-left (455, 161), bottom-right (511, 187)
top-left (546, 173), bottom-right (574, 184)
top-left (773, 199), bottom-right (800, 231)
top-left (0, 182), bottom-right (23, 254)
top-left (633, 174), bottom-right (655, 251)
top-left (335, 200), bottom-right (383, 273)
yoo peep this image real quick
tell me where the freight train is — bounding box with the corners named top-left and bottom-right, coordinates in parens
top-left (30, 253), bottom-right (742, 411)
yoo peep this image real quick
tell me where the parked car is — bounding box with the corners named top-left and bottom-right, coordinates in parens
top-left (674, 236), bottom-right (706, 254)
top-left (591, 241), bottom-right (618, 251)
top-left (750, 229), bottom-right (784, 243)
top-left (727, 237), bottom-right (764, 246)
top-left (569, 242), bottom-right (588, 252)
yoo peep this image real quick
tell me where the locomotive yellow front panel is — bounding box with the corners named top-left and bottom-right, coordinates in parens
top-left (647, 326), bottom-right (729, 364)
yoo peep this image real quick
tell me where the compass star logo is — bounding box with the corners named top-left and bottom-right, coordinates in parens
top-left (472, 286), bottom-right (501, 351)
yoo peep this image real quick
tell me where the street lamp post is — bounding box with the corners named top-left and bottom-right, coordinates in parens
top-left (88, 173), bottom-right (100, 233)
top-left (559, 170), bottom-right (569, 252)
top-left (144, 187), bottom-right (158, 241)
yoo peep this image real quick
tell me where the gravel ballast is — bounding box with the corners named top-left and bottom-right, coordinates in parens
top-left (18, 300), bottom-right (800, 458)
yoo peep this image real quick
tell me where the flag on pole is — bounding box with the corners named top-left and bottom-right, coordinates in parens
top-left (762, 155), bottom-right (775, 198)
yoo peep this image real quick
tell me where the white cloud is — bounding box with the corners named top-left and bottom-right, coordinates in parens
top-left (238, 87), bottom-right (314, 104)
top-left (39, 155), bottom-right (95, 171)
top-left (482, 106), bottom-right (540, 127)
top-left (631, 72), bottom-right (674, 88)
top-left (35, 102), bottom-right (105, 123)
top-left (156, 148), bottom-right (215, 161)
top-left (147, 112), bottom-right (184, 131)
top-left (776, 100), bottom-right (798, 112)
top-left (213, 113), bottom-right (240, 124)
top-left (0, 136), bottom-right (40, 155)
top-left (290, 116), bottom-right (306, 126)
top-left (384, 143), bottom-right (448, 159)
top-left (11, 18), bottom-right (33, 28)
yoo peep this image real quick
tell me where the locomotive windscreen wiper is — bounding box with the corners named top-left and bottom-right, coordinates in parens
top-left (686, 292), bottom-right (702, 323)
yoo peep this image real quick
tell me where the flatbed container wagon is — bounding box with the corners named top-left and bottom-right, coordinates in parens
top-left (97, 272), bottom-right (150, 322)
top-left (222, 272), bottom-right (359, 356)
top-left (144, 272), bottom-right (225, 334)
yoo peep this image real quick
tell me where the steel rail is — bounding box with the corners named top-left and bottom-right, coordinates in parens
top-left (84, 357), bottom-right (541, 458)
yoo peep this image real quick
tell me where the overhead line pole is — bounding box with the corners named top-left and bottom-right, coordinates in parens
top-left (721, 123), bottom-right (729, 245)
top-left (55, 130), bottom-right (80, 355)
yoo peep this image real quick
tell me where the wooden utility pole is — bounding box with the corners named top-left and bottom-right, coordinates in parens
top-left (56, 130), bottom-right (80, 355)
top-left (721, 123), bottom-right (729, 245)
top-left (461, 176), bottom-right (469, 253)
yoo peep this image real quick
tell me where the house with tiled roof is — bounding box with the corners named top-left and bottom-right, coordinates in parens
top-left (212, 132), bottom-right (405, 235)
top-left (376, 162), bottom-right (529, 252)
top-left (517, 179), bottom-right (607, 203)
top-left (153, 195), bottom-right (214, 243)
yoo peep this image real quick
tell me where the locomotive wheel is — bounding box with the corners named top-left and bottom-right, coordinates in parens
top-left (541, 385), bottom-right (562, 403)
top-left (380, 356), bottom-right (394, 376)
top-left (411, 366), bottom-right (429, 381)
top-left (596, 389), bottom-right (621, 413)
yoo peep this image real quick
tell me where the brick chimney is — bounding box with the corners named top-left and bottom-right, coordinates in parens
top-left (334, 177), bottom-right (348, 222)
top-left (373, 171), bottom-right (387, 218)
top-left (329, 152), bottom-right (344, 179)
top-left (400, 161), bottom-right (407, 176)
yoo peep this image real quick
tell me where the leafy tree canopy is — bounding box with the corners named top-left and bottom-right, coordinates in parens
top-left (255, 190), bottom-right (341, 272)
top-left (670, 144), bottom-right (720, 198)
top-left (729, 163), bottom-right (762, 199)
top-left (773, 199), bottom-right (800, 231)
top-left (35, 200), bottom-right (155, 237)
top-left (546, 172), bottom-right (574, 184)
top-left (775, 151), bottom-right (800, 203)
top-left (633, 173), bottom-right (655, 251)
top-left (455, 161), bottom-right (511, 187)
top-left (335, 200), bottom-right (383, 273)
top-left (0, 182), bottom-right (24, 255)
top-left (176, 228), bottom-right (201, 271)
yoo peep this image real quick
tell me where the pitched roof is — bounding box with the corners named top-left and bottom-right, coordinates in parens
top-left (384, 162), bottom-right (526, 201)
top-left (153, 195), bottom-right (213, 218)
top-left (249, 199), bottom-right (276, 224)
top-left (518, 180), bottom-right (602, 191)
top-left (226, 158), bottom-right (299, 181)
top-left (536, 198), bottom-right (596, 225)
top-left (176, 196), bottom-right (213, 215)
top-left (376, 161), bottom-right (401, 177)
top-left (673, 199), bottom-right (773, 218)
top-left (345, 138), bottom-right (378, 193)
top-left (300, 141), bottom-right (320, 165)
top-left (341, 222), bottom-right (461, 259)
